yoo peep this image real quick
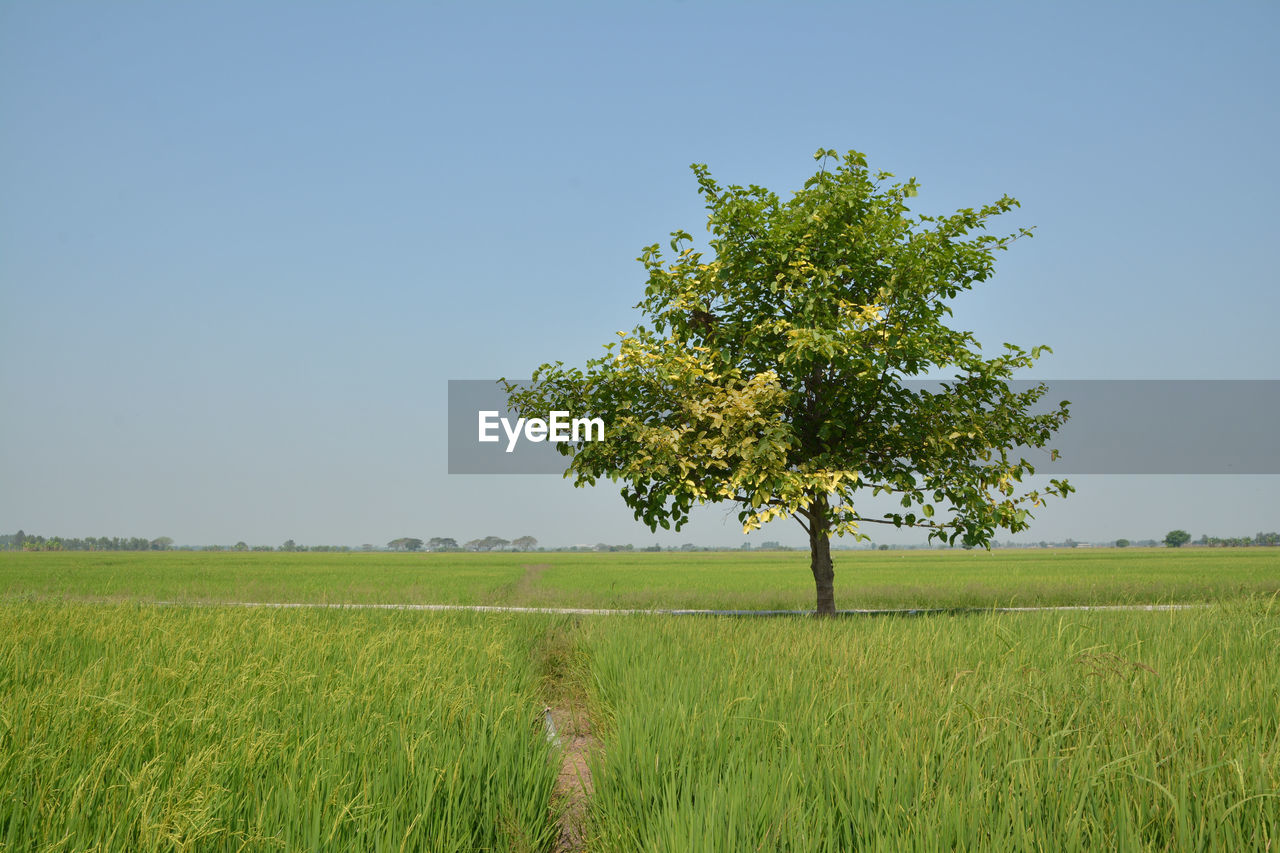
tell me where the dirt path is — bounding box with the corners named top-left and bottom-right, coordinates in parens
top-left (531, 620), bottom-right (599, 852)
top-left (513, 562), bottom-right (552, 602)
top-left (548, 704), bottom-right (596, 852)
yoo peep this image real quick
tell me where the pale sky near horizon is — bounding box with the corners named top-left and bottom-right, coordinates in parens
top-left (2, 2), bottom-right (1277, 548)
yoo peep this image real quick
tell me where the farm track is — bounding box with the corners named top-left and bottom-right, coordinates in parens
top-left (529, 620), bottom-right (597, 852)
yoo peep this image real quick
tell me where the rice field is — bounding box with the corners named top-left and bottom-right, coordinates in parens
top-left (0, 605), bottom-right (561, 851)
top-left (1, 551), bottom-right (1278, 850)
top-left (3, 547), bottom-right (1279, 610)
top-left (580, 603), bottom-right (1280, 850)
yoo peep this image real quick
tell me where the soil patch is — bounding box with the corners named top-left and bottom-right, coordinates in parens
top-left (514, 563), bottom-right (552, 601)
top-left (548, 705), bottom-right (596, 852)
top-left (531, 619), bottom-right (598, 852)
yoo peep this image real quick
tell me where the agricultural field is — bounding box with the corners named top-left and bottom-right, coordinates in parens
top-left (0, 605), bottom-right (560, 851)
top-left (2, 547), bottom-right (1279, 610)
top-left (1, 550), bottom-right (1278, 850)
top-left (579, 604), bottom-right (1280, 850)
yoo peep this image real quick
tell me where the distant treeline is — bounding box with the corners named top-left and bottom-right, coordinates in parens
top-left (1196, 532), bottom-right (1279, 548)
top-left (1, 531), bottom-right (169, 551)
top-left (0, 532), bottom-right (350, 552)
top-left (5, 530), bottom-right (1276, 552)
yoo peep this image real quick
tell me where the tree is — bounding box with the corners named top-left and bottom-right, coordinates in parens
top-left (506, 149), bottom-right (1072, 615)
top-left (512, 535), bottom-right (538, 551)
top-left (387, 538), bottom-right (424, 552)
top-left (233, 541), bottom-right (248, 551)
top-left (427, 537), bottom-right (458, 551)
top-left (150, 536), bottom-right (173, 551)
top-left (1164, 529), bottom-right (1191, 548)
top-left (1115, 539), bottom-right (1130, 548)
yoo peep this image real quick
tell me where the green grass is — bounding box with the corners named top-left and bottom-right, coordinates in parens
top-left (2, 547), bottom-right (1279, 609)
top-left (577, 602), bottom-right (1280, 851)
top-left (2, 551), bottom-right (1278, 850)
top-left (0, 605), bottom-right (561, 852)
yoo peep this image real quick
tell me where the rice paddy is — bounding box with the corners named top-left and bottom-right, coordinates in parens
top-left (3, 546), bottom-right (1278, 610)
top-left (1, 550), bottom-right (1277, 850)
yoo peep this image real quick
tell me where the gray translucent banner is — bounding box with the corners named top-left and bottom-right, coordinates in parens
top-left (448, 379), bottom-right (1280, 475)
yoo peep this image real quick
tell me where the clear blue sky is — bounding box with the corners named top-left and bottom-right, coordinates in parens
top-left (2, 1), bottom-right (1277, 547)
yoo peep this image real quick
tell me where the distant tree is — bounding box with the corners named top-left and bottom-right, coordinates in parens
top-left (280, 539), bottom-right (297, 552)
top-left (150, 536), bottom-right (173, 551)
top-left (427, 537), bottom-right (458, 551)
top-left (387, 538), bottom-right (424, 551)
top-left (1164, 529), bottom-right (1191, 548)
top-left (1115, 539), bottom-right (1130, 548)
top-left (479, 536), bottom-right (510, 551)
top-left (879, 544), bottom-right (890, 551)
top-left (512, 535), bottom-right (538, 551)
top-left (463, 539), bottom-right (483, 552)
top-left (233, 541), bottom-right (248, 551)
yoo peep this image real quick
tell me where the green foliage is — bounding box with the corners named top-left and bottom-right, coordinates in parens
top-left (465, 536), bottom-right (512, 552)
top-left (506, 149), bottom-right (1071, 558)
top-left (1116, 539), bottom-right (1130, 548)
top-left (1164, 530), bottom-right (1192, 548)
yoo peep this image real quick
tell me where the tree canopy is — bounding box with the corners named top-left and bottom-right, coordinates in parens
top-left (506, 149), bottom-right (1072, 613)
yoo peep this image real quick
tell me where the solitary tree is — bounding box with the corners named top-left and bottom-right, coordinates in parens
top-left (512, 535), bottom-right (538, 551)
top-left (506, 149), bottom-right (1072, 614)
top-left (1164, 529), bottom-right (1191, 548)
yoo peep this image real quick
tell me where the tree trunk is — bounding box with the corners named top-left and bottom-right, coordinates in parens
top-left (808, 498), bottom-right (836, 617)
